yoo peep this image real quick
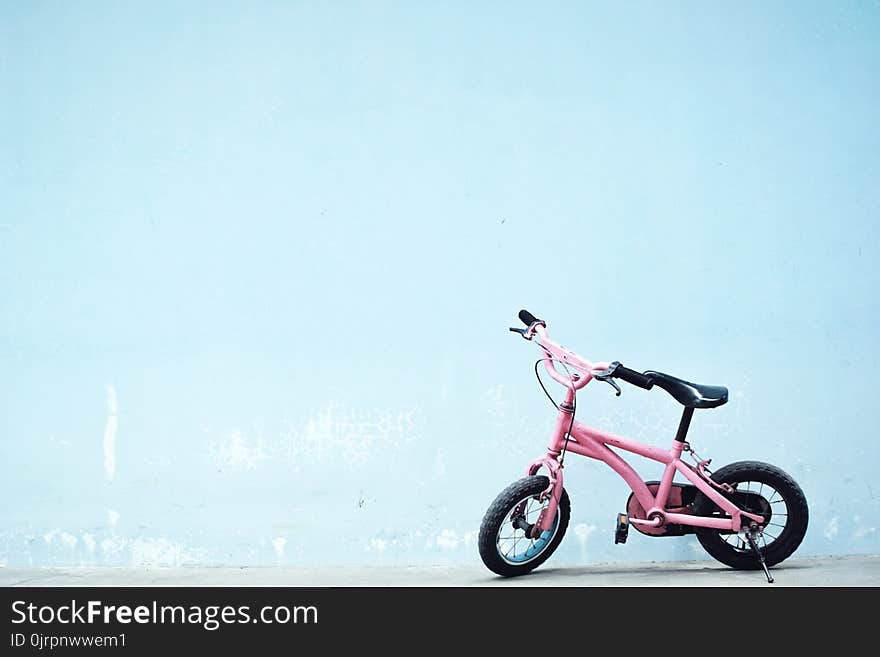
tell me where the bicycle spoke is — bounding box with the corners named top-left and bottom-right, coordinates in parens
top-left (497, 492), bottom-right (562, 564)
top-left (509, 536), bottom-right (520, 557)
top-left (701, 477), bottom-right (793, 558)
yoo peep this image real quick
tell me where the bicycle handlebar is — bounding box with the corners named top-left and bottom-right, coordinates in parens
top-left (511, 310), bottom-right (654, 396)
top-left (612, 364), bottom-right (655, 390)
top-left (517, 313), bottom-right (595, 391)
top-left (518, 309), bottom-right (541, 327)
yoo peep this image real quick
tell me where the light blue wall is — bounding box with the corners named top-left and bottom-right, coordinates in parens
top-left (2, 2), bottom-right (878, 568)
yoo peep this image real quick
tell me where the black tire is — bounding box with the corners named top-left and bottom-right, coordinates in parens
top-left (692, 461), bottom-right (808, 569)
top-left (478, 476), bottom-right (570, 577)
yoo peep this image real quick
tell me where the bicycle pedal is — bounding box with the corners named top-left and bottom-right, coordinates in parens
top-left (614, 513), bottom-right (629, 544)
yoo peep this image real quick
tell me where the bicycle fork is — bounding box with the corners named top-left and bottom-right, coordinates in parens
top-left (524, 454), bottom-right (564, 538)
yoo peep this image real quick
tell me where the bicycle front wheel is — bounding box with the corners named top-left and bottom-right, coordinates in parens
top-left (478, 476), bottom-right (570, 577)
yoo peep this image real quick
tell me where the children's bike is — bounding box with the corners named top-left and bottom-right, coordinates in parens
top-left (478, 310), bottom-right (808, 583)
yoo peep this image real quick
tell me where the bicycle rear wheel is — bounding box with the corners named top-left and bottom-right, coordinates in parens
top-left (692, 461), bottom-right (808, 569)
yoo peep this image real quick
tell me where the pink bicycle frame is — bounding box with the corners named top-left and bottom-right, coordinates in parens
top-left (522, 324), bottom-right (764, 535)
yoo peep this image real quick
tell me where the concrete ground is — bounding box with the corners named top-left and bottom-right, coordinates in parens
top-left (1, 555), bottom-right (877, 587)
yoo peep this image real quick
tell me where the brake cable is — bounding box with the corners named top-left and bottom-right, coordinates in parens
top-left (533, 356), bottom-right (578, 466)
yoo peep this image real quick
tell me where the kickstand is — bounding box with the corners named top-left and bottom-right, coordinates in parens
top-left (745, 527), bottom-right (774, 584)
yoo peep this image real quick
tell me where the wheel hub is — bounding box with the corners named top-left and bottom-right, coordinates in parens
top-left (511, 514), bottom-right (534, 536)
top-left (731, 487), bottom-right (772, 527)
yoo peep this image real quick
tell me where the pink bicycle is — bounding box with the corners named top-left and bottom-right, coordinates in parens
top-left (478, 310), bottom-right (808, 583)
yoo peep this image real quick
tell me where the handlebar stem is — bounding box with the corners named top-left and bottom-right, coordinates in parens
top-left (532, 325), bottom-right (609, 391)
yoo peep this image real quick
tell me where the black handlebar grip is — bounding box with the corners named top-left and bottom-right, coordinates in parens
top-left (519, 309), bottom-right (540, 327)
top-left (613, 365), bottom-right (654, 390)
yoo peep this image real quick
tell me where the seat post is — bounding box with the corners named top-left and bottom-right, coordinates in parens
top-left (674, 407), bottom-right (694, 444)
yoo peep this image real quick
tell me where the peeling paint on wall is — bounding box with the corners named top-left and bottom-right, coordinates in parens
top-left (853, 516), bottom-right (876, 540)
top-left (283, 402), bottom-right (419, 470)
top-left (205, 403), bottom-right (421, 473)
top-left (573, 523), bottom-right (598, 550)
top-left (103, 385), bottom-right (118, 481)
top-left (210, 430), bottom-right (265, 471)
top-left (824, 517), bottom-right (839, 540)
top-left (60, 532), bottom-right (77, 549)
top-left (129, 537), bottom-right (208, 567)
top-left (82, 533), bottom-right (96, 555)
top-left (434, 529), bottom-right (459, 550)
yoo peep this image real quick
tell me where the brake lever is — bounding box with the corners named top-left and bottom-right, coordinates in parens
top-left (604, 378), bottom-right (622, 397)
top-left (592, 362), bottom-right (622, 396)
top-left (509, 327), bottom-right (531, 340)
